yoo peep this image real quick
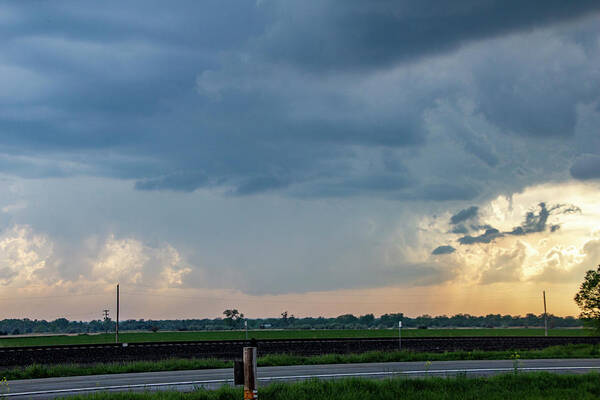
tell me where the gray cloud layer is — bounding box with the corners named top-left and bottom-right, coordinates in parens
top-left (259, 0), bottom-right (600, 72)
top-left (571, 154), bottom-right (600, 180)
top-left (1, 3), bottom-right (600, 300)
top-left (0, 1), bottom-right (599, 202)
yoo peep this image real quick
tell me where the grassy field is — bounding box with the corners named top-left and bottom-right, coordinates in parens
top-left (43, 372), bottom-right (600, 400)
top-left (0, 328), bottom-right (591, 347)
top-left (1, 343), bottom-right (598, 380)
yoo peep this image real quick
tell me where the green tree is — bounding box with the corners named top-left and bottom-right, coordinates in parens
top-left (223, 309), bottom-right (244, 329)
top-left (574, 264), bottom-right (600, 333)
top-left (359, 313), bottom-right (375, 327)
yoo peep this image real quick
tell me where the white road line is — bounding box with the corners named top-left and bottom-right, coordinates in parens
top-left (2, 365), bottom-right (600, 397)
top-left (257, 365), bottom-right (600, 381)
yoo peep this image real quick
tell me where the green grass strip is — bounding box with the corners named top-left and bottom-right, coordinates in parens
top-left (257, 342), bottom-right (600, 366)
top-left (2, 343), bottom-right (599, 380)
top-left (51, 372), bottom-right (600, 400)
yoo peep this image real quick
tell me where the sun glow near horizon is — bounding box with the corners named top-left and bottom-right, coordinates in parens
top-left (0, 181), bottom-right (597, 321)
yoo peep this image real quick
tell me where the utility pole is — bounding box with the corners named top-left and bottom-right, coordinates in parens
top-left (116, 283), bottom-right (120, 343)
top-left (543, 290), bottom-right (548, 337)
top-left (103, 309), bottom-right (110, 334)
top-left (245, 319), bottom-right (248, 340)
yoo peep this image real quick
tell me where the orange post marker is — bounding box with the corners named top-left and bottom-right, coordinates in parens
top-left (243, 347), bottom-right (257, 399)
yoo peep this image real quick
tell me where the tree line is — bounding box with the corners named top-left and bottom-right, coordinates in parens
top-left (0, 312), bottom-right (582, 335)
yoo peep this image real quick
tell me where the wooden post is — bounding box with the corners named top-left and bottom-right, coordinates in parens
top-left (116, 283), bottom-right (120, 343)
top-left (543, 290), bottom-right (548, 337)
top-left (243, 347), bottom-right (257, 400)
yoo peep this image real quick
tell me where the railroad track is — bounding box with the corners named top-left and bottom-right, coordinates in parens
top-left (1, 336), bottom-right (599, 367)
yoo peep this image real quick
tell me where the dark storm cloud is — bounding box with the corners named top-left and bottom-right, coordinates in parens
top-left (507, 202), bottom-right (581, 236)
top-left (561, 205), bottom-right (582, 214)
top-left (421, 183), bottom-right (480, 201)
top-left (473, 58), bottom-right (597, 138)
top-left (570, 154), bottom-right (600, 180)
top-left (259, 0), bottom-right (600, 71)
top-left (450, 206), bottom-right (479, 225)
top-left (451, 225), bottom-right (469, 234)
top-left (457, 202), bottom-right (581, 245)
top-left (458, 228), bottom-right (503, 245)
top-left (461, 137), bottom-right (499, 167)
top-left (507, 202), bottom-right (552, 236)
top-left (0, 1), bottom-right (599, 198)
top-left (432, 245), bottom-right (456, 255)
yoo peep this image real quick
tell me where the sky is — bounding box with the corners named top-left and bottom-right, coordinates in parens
top-left (1, 1), bottom-right (600, 321)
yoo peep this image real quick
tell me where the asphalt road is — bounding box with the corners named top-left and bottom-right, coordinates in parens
top-left (3, 359), bottom-right (600, 399)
